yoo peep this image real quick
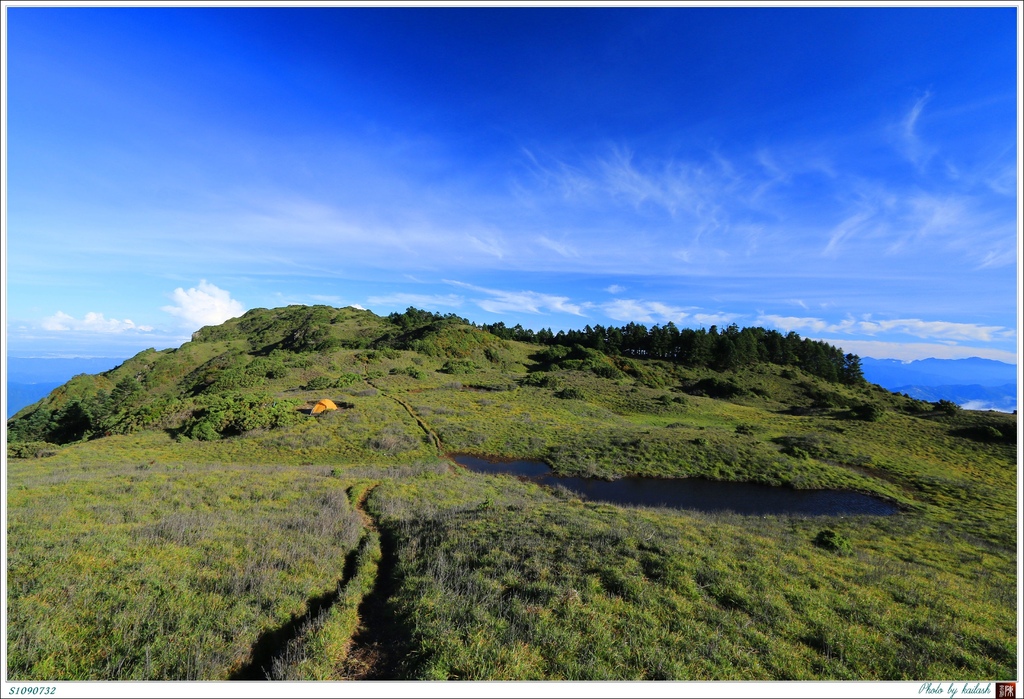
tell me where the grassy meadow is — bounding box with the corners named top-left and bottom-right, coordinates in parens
top-left (5, 306), bottom-right (1018, 680)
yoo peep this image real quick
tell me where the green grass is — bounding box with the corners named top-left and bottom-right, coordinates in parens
top-left (5, 307), bottom-right (1017, 681)
top-left (5, 459), bottom-right (370, 679)
top-left (368, 470), bottom-right (1016, 680)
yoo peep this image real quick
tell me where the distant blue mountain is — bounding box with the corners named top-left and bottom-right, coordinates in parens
top-left (892, 383), bottom-right (1017, 413)
top-left (861, 357), bottom-right (1017, 388)
top-left (861, 357), bottom-right (1018, 412)
top-left (5, 357), bottom-right (127, 418)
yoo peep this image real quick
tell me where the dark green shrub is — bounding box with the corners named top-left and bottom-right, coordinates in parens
top-left (592, 363), bottom-right (626, 380)
top-left (6, 441), bottom-right (59, 459)
top-left (440, 359), bottom-right (476, 375)
top-left (391, 366), bottom-right (426, 379)
top-left (849, 403), bottom-right (884, 422)
top-left (980, 425), bottom-right (1004, 442)
top-left (814, 529), bottom-right (852, 554)
top-left (304, 376), bottom-right (334, 391)
top-left (684, 377), bottom-right (744, 399)
top-left (935, 399), bottom-right (961, 416)
top-left (953, 424), bottom-right (1013, 444)
top-left (556, 387), bottom-right (586, 400)
top-left (189, 418), bottom-right (220, 442)
top-left (774, 434), bottom-right (826, 459)
top-left (484, 347), bottom-right (510, 364)
top-left (534, 346), bottom-right (571, 365)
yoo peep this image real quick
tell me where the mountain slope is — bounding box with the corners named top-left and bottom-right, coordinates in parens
top-left (5, 305), bottom-right (1017, 681)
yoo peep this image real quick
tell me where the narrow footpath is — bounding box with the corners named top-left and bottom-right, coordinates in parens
top-left (336, 486), bottom-right (405, 680)
top-left (365, 378), bottom-right (443, 452)
top-left (230, 485), bottom-right (406, 680)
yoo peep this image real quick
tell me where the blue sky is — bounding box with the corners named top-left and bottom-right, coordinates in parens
top-left (4, 6), bottom-right (1020, 362)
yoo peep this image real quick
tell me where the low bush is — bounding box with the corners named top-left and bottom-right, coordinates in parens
top-left (814, 529), bottom-right (853, 554)
top-left (440, 360), bottom-right (476, 375)
top-left (6, 441), bottom-right (60, 459)
top-left (848, 404), bottom-right (885, 422)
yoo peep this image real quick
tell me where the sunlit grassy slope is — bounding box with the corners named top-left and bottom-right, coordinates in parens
top-left (5, 305), bottom-right (1017, 680)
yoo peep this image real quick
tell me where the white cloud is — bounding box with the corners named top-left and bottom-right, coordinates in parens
top-left (975, 245), bottom-right (1017, 270)
top-left (601, 299), bottom-right (689, 324)
top-left (816, 339), bottom-right (1017, 363)
top-left (40, 311), bottom-right (153, 334)
top-left (884, 193), bottom-right (970, 254)
top-left (444, 280), bottom-right (585, 316)
top-left (898, 91), bottom-right (935, 168)
top-left (757, 314), bottom-right (1013, 343)
top-left (466, 233), bottom-right (506, 259)
top-left (960, 401), bottom-right (1014, 413)
top-left (856, 317), bottom-right (1012, 342)
top-left (529, 145), bottom-right (735, 236)
top-left (692, 312), bottom-right (740, 327)
top-left (161, 280), bottom-right (244, 329)
top-left (536, 236), bottom-right (578, 258)
top-left (365, 293), bottom-right (464, 310)
top-left (985, 164), bottom-right (1017, 196)
top-left (599, 299), bottom-right (738, 327)
top-left (605, 284), bottom-right (626, 294)
top-left (823, 206), bottom-right (878, 257)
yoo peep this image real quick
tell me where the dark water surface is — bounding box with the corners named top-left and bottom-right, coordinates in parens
top-left (451, 455), bottom-right (899, 517)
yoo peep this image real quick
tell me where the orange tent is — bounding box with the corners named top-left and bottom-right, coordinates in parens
top-left (311, 399), bottom-right (338, 415)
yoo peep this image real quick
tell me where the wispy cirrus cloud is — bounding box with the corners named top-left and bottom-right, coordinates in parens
top-left (444, 280), bottom-right (585, 316)
top-left (526, 145), bottom-right (735, 233)
top-left (601, 299), bottom-right (691, 324)
top-left (526, 139), bottom-right (1013, 276)
top-left (600, 299), bottom-right (739, 327)
top-left (896, 91), bottom-right (935, 169)
top-left (41, 311), bottom-right (153, 334)
top-left (757, 313), bottom-right (1013, 343)
top-left (536, 235), bottom-right (578, 258)
top-left (366, 293), bottom-right (464, 310)
top-left (974, 244), bottom-right (1017, 270)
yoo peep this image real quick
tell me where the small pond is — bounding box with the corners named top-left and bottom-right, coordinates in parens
top-left (451, 455), bottom-right (899, 517)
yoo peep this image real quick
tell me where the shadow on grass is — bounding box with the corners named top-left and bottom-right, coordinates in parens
top-left (230, 547), bottom-right (363, 680)
top-left (340, 527), bottom-right (411, 680)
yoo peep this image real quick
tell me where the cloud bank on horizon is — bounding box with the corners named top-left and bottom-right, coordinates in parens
top-left (4, 7), bottom-right (1018, 364)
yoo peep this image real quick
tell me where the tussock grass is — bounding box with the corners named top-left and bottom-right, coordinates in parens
top-left (269, 530), bottom-right (383, 680)
top-left (6, 309), bottom-right (1016, 681)
top-left (6, 459), bottom-right (367, 680)
top-left (367, 471), bottom-right (1016, 680)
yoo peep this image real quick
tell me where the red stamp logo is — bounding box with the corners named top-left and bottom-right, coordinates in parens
top-left (996, 683), bottom-right (1016, 699)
